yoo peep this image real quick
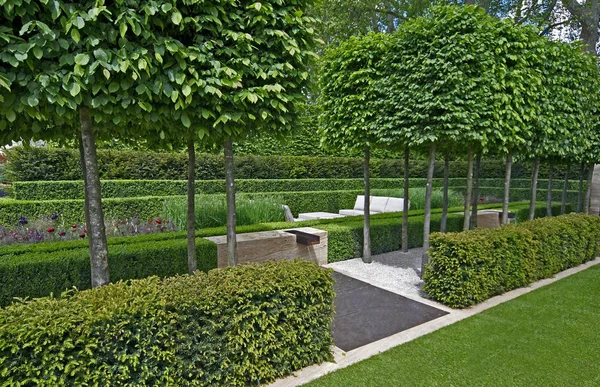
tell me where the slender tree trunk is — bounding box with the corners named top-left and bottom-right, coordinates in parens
top-left (402, 147), bottom-right (410, 251)
top-left (471, 153), bottom-right (481, 229)
top-left (463, 149), bottom-right (473, 231)
top-left (224, 137), bottom-right (237, 266)
top-left (78, 136), bottom-right (92, 252)
top-left (577, 164), bottom-right (585, 212)
top-left (584, 163), bottom-right (594, 214)
top-left (187, 138), bottom-right (197, 274)
top-left (547, 162), bottom-right (553, 217)
top-left (421, 143), bottom-right (436, 278)
top-left (561, 169), bottom-right (569, 215)
top-left (440, 151), bottom-right (449, 233)
top-left (363, 147), bottom-right (372, 263)
top-left (386, 13), bottom-right (395, 33)
top-left (79, 107), bottom-right (109, 287)
top-left (529, 158), bottom-right (540, 221)
top-left (502, 153), bottom-right (512, 225)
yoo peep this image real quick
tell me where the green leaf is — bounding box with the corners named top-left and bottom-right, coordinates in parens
top-left (71, 29), bottom-right (80, 43)
top-left (6, 110), bottom-right (16, 122)
top-left (172, 11), bottom-right (182, 25)
top-left (181, 113), bottom-right (191, 128)
top-left (75, 53), bottom-right (90, 66)
top-left (69, 83), bottom-right (81, 97)
top-left (32, 46), bottom-right (43, 60)
top-left (182, 85), bottom-right (191, 97)
top-left (120, 22), bottom-right (128, 38)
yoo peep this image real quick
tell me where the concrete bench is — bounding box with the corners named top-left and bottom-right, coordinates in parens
top-left (338, 195), bottom-right (409, 216)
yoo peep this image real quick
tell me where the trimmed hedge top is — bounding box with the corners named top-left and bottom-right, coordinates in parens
top-left (5, 146), bottom-right (580, 181)
top-left (0, 260), bottom-right (335, 386)
top-left (424, 213), bottom-right (600, 308)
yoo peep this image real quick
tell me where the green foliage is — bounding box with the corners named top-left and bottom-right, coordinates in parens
top-left (423, 213), bottom-right (600, 308)
top-left (5, 146), bottom-right (581, 181)
top-left (0, 237), bottom-right (217, 307)
top-left (0, 260), bottom-right (335, 386)
top-left (318, 33), bottom-right (392, 152)
top-left (162, 195), bottom-right (285, 230)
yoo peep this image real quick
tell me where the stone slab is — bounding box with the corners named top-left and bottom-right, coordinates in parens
top-left (297, 212), bottom-right (346, 220)
top-left (205, 227), bottom-right (328, 268)
top-left (331, 272), bottom-right (448, 352)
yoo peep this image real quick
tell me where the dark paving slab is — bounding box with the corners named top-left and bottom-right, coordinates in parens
top-left (332, 271), bottom-right (448, 352)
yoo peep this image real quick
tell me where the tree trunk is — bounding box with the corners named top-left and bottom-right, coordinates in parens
top-left (529, 158), bottom-right (540, 221)
top-left (363, 147), bottom-right (372, 263)
top-left (187, 138), bottom-right (197, 274)
top-left (463, 149), bottom-right (473, 231)
top-left (470, 153), bottom-right (481, 229)
top-left (440, 151), bottom-right (449, 233)
top-left (78, 136), bottom-right (92, 252)
top-left (561, 169), bottom-right (569, 215)
top-left (584, 163), bottom-right (594, 214)
top-left (577, 164), bottom-right (585, 212)
top-left (502, 153), bottom-right (512, 225)
top-left (546, 162), bottom-right (553, 217)
top-left (79, 107), bottom-right (109, 288)
top-left (402, 147), bottom-right (410, 251)
top-left (421, 143), bottom-right (436, 278)
top-left (386, 13), bottom-right (395, 33)
top-left (224, 137), bottom-right (237, 266)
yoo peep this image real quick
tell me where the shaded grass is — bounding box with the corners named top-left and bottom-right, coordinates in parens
top-left (309, 264), bottom-right (600, 387)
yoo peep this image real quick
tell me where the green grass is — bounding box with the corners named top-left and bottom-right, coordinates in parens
top-left (309, 264), bottom-right (600, 387)
top-left (161, 194), bottom-right (285, 230)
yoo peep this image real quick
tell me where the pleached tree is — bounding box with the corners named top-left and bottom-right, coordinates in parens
top-left (319, 33), bottom-right (393, 263)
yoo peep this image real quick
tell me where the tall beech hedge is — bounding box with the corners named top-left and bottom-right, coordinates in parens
top-left (0, 260), bottom-right (335, 386)
top-left (423, 213), bottom-right (600, 308)
top-left (11, 177), bottom-right (586, 200)
top-left (4, 146), bottom-right (579, 181)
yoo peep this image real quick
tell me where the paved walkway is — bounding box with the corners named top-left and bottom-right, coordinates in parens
top-left (269, 251), bottom-right (600, 387)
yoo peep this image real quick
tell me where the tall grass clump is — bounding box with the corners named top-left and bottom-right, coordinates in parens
top-left (162, 194), bottom-right (285, 229)
top-left (371, 187), bottom-right (463, 210)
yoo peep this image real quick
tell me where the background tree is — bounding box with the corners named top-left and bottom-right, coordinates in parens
top-left (319, 33), bottom-right (393, 263)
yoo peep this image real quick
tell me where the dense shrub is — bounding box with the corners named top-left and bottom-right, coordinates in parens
top-left (0, 201), bottom-right (560, 306)
top-left (0, 237), bottom-right (217, 307)
top-left (423, 213), bottom-right (600, 308)
top-left (0, 260), bottom-right (335, 386)
top-left (5, 146), bottom-right (580, 181)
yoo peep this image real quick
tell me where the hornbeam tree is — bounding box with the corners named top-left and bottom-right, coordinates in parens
top-left (319, 33), bottom-right (392, 263)
top-left (0, 1), bottom-right (190, 286)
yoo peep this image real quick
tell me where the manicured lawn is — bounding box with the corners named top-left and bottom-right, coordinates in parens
top-left (309, 264), bottom-right (600, 386)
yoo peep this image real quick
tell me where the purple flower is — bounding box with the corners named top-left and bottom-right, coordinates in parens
top-left (19, 216), bottom-right (28, 225)
top-left (50, 214), bottom-right (59, 221)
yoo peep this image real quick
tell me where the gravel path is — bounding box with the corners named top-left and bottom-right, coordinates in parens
top-left (325, 248), bottom-right (426, 298)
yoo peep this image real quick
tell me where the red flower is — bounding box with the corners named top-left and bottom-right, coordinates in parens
top-left (72, 224), bottom-right (77, 228)
top-left (84, 228), bottom-right (87, 233)
top-left (58, 231), bottom-right (66, 236)
top-left (72, 228), bottom-right (77, 232)
top-left (47, 227), bottom-right (55, 233)
top-left (79, 233), bottom-right (86, 238)
top-left (156, 219), bottom-right (162, 225)
top-left (479, 197), bottom-right (484, 202)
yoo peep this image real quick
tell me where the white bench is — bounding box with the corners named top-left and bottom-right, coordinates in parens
top-left (338, 195), bottom-right (408, 216)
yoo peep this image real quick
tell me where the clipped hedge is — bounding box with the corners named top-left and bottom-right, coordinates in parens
top-left (0, 201), bottom-right (560, 306)
top-left (5, 146), bottom-right (580, 181)
top-left (0, 237), bottom-right (217, 307)
top-left (0, 260), bottom-right (335, 386)
top-left (11, 177), bottom-right (586, 201)
top-left (423, 213), bottom-right (600, 308)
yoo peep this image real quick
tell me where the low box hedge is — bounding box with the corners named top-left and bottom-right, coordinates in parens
top-left (0, 201), bottom-right (559, 307)
top-left (423, 213), bottom-right (600, 308)
top-left (11, 177), bottom-right (586, 201)
top-left (0, 260), bottom-right (335, 386)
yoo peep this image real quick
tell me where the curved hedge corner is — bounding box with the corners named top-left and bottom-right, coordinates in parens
top-left (0, 260), bottom-right (335, 386)
top-left (423, 214), bottom-right (600, 308)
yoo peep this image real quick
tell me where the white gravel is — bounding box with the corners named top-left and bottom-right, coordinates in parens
top-left (325, 258), bottom-right (423, 298)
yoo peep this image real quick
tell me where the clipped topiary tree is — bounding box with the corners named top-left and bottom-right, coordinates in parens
top-left (319, 33), bottom-right (393, 263)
